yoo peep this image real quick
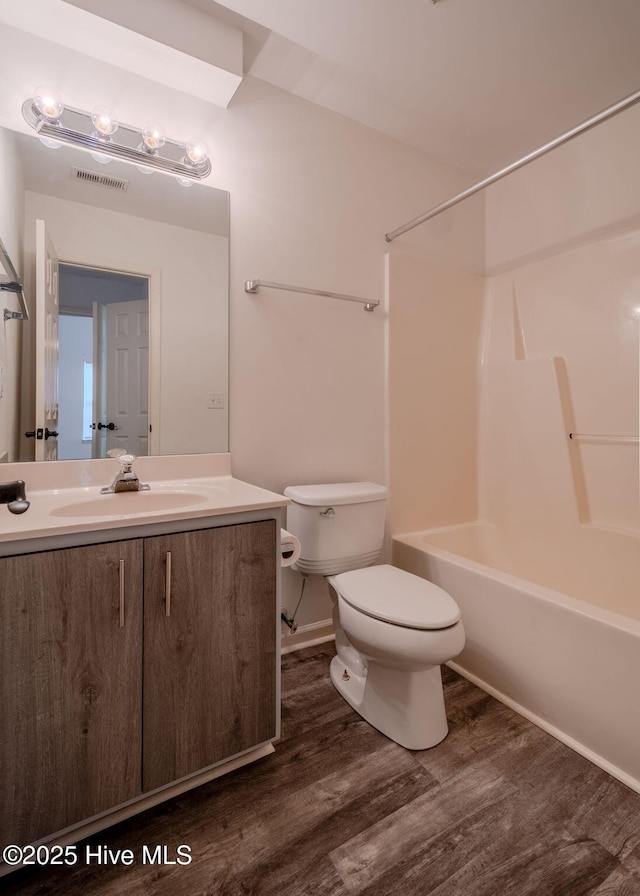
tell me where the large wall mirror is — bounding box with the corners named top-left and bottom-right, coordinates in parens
top-left (1, 128), bottom-right (229, 462)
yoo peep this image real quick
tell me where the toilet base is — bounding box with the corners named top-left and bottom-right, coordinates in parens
top-left (329, 654), bottom-right (449, 750)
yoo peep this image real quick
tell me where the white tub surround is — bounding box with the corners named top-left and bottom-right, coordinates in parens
top-left (393, 523), bottom-right (640, 795)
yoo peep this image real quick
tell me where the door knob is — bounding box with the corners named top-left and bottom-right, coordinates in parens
top-left (44, 428), bottom-right (59, 440)
top-left (98, 422), bottom-right (120, 431)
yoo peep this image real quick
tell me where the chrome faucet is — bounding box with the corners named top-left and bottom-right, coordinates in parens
top-left (101, 453), bottom-right (150, 494)
top-left (0, 479), bottom-right (30, 514)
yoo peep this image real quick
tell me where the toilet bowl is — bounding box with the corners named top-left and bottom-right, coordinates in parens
top-left (283, 482), bottom-right (465, 750)
top-left (327, 564), bottom-right (465, 749)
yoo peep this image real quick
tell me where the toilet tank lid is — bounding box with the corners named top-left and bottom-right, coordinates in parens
top-left (332, 564), bottom-right (461, 630)
top-left (283, 482), bottom-right (388, 506)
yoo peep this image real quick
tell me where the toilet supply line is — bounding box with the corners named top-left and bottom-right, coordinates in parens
top-left (281, 572), bottom-right (308, 634)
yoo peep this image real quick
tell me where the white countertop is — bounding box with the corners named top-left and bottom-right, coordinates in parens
top-left (0, 454), bottom-right (288, 546)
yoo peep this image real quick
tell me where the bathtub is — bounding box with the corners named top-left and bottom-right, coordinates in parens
top-left (392, 521), bottom-right (640, 794)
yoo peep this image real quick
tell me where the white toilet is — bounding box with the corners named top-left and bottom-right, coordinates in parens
top-left (283, 482), bottom-right (465, 749)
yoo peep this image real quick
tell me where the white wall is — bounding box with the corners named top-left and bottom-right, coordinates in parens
top-left (222, 77), bottom-right (483, 491)
top-left (220, 77), bottom-right (484, 628)
top-left (0, 22), bottom-right (484, 629)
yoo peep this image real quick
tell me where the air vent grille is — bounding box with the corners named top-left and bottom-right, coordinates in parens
top-left (71, 167), bottom-right (129, 192)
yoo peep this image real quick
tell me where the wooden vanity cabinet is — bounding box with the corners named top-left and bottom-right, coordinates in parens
top-left (0, 540), bottom-right (144, 847)
top-left (0, 518), bottom-right (277, 849)
top-left (142, 521), bottom-right (277, 791)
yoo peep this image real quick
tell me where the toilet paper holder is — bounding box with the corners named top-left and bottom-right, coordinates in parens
top-left (280, 528), bottom-right (301, 568)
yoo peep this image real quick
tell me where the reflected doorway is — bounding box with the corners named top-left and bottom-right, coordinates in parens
top-left (57, 264), bottom-right (150, 460)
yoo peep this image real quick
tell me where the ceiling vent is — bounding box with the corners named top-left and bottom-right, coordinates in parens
top-left (71, 166), bottom-right (129, 192)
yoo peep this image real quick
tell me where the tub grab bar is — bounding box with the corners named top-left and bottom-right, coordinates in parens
top-left (569, 432), bottom-right (639, 445)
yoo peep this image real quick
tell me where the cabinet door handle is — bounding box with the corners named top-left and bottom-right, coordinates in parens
top-left (165, 552), bottom-right (172, 617)
top-left (119, 559), bottom-right (126, 627)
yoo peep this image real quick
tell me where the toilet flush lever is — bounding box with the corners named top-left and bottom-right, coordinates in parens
top-left (320, 507), bottom-right (335, 517)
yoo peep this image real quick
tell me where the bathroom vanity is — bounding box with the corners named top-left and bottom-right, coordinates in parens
top-left (0, 454), bottom-right (287, 861)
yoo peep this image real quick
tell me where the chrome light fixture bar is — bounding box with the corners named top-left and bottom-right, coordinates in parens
top-left (22, 96), bottom-right (211, 180)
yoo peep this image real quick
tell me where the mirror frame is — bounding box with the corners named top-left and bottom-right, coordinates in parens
top-left (3, 128), bottom-right (230, 462)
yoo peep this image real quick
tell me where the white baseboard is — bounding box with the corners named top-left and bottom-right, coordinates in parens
top-left (281, 619), bottom-right (334, 654)
top-left (448, 660), bottom-right (640, 796)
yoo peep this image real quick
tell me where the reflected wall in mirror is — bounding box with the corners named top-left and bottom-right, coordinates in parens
top-left (0, 128), bottom-right (229, 462)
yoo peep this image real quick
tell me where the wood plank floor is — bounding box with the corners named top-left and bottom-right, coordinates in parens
top-left (5, 642), bottom-right (640, 895)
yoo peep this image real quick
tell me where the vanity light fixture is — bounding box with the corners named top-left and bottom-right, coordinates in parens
top-left (22, 91), bottom-right (212, 181)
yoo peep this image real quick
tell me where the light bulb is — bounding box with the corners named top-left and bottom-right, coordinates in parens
top-left (33, 86), bottom-right (64, 122)
top-left (176, 176), bottom-right (195, 188)
top-left (91, 105), bottom-right (118, 138)
top-left (141, 123), bottom-right (166, 153)
top-left (185, 140), bottom-right (208, 166)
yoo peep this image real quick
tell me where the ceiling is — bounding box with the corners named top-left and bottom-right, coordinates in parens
top-left (3, 0), bottom-right (640, 180)
top-left (189, 0), bottom-right (640, 176)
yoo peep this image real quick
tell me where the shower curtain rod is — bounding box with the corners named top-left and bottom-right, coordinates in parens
top-left (385, 86), bottom-right (640, 243)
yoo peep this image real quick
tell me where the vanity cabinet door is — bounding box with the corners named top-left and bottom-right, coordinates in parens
top-left (0, 540), bottom-right (143, 847)
top-left (142, 521), bottom-right (277, 791)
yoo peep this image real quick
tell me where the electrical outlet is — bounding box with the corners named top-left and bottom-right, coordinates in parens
top-left (207, 392), bottom-right (224, 409)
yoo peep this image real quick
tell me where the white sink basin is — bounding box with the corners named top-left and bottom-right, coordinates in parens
top-left (50, 490), bottom-right (210, 518)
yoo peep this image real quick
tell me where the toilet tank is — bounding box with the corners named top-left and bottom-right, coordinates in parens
top-left (283, 482), bottom-right (388, 575)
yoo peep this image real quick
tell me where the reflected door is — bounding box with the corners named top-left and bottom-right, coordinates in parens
top-left (34, 219), bottom-right (59, 461)
top-left (92, 301), bottom-right (107, 458)
top-left (105, 299), bottom-right (149, 457)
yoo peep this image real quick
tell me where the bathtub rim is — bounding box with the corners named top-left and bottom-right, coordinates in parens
top-left (393, 521), bottom-right (640, 638)
top-left (393, 523), bottom-right (640, 795)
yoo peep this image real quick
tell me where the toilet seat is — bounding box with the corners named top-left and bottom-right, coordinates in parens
top-left (332, 564), bottom-right (461, 630)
